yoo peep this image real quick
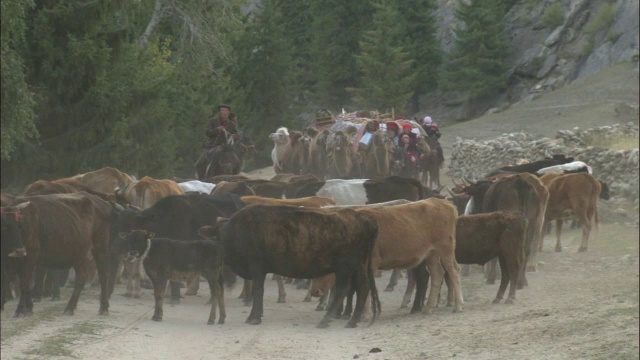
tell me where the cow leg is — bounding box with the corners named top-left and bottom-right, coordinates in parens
top-left (385, 269), bottom-right (401, 292)
top-left (185, 274), bottom-right (200, 296)
top-left (461, 264), bottom-right (471, 277)
top-left (493, 256), bottom-right (509, 304)
top-left (50, 269), bottom-right (67, 301)
top-left (246, 271), bottom-right (266, 325)
top-left (133, 260), bottom-right (141, 299)
top-left (401, 269), bottom-right (417, 308)
top-left (555, 219), bottom-right (564, 252)
top-left (205, 270), bottom-right (224, 325)
top-left (485, 258), bottom-right (497, 284)
top-left (410, 262), bottom-right (429, 314)
top-left (346, 266), bottom-right (369, 328)
top-left (216, 273), bottom-right (226, 324)
top-left (505, 246), bottom-right (524, 305)
top-left (125, 262), bottom-right (133, 297)
top-left (440, 256), bottom-right (463, 313)
top-left (93, 251), bottom-right (111, 315)
top-left (276, 276), bottom-right (287, 303)
top-left (64, 259), bottom-right (90, 315)
top-left (424, 257), bottom-right (445, 314)
top-left (31, 266), bottom-right (46, 303)
top-left (151, 273), bottom-right (168, 321)
top-left (15, 266), bottom-right (35, 317)
top-left (318, 268), bottom-right (351, 328)
top-left (578, 208), bottom-right (594, 252)
top-left (169, 281), bottom-right (181, 304)
top-left (242, 280), bottom-right (253, 306)
top-left (315, 293), bottom-right (329, 311)
top-left (42, 269), bottom-right (54, 298)
top-left (340, 282), bottom-right (355, 319)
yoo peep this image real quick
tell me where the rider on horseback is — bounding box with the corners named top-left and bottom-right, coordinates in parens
top-left (422, 116), bottom-right (444, 167)
top-left (195, 104), bottom-right (240, 179)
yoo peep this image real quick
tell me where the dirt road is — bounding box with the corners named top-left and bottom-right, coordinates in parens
top-left (2, 224), bottom-right (638, 360)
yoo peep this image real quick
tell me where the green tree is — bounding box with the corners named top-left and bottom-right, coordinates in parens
top-left (1, 0), bottom-right (38, 161)
top-left (350, 0), bottom-right (415, 112)
top-left (441, 0), bottom-right (511, 99)
top-left (309, 0), bottom-right (373, 109)
top-left (397, 0), bottom-right (441, 113)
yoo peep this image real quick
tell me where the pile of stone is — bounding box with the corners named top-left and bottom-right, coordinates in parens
top-left (448, 123), bottom-right (639, 201)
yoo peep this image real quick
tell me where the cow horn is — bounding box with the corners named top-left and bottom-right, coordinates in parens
top-left (112, 202), bottom-right (125, 212)
top-left (435, 185), bottom-right (445, 193)
top-left (464, 177), bottom-right (476, 185)
top-left (445, 186), bottom-right (456, 197)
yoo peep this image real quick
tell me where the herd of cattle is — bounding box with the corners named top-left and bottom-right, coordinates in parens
top-left (0, 153), bottom-right (610, 328)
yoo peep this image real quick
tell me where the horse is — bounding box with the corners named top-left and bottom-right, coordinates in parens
top-left (421, 135), bottom-right (443, 188)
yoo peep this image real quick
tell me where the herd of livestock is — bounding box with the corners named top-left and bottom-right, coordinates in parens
top-left (1, 123), bottom-right (610, 328)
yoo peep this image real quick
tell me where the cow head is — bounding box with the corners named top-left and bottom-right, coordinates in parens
top-left (0, 202), bottom-right (30, 258)
top-left (119, 229), bottom-right (154, 261)
top-left (598, 180), bottom-right (611, 200)
top-left (198, 221), bottom-right (227, 240)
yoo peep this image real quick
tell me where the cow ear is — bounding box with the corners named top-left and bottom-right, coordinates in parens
top-left (119, 232), bottom-right (128, 239)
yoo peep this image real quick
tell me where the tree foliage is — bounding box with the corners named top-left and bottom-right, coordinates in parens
top-left (350, 0), bottom-right (415, 112)
top-left (1, 0), bottom-right (38, 161)
top-left (441, 0), bottom-right (511, 99)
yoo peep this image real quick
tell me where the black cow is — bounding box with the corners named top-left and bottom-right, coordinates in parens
top-left (121, 230), bottom-right (226, 324)
top-left (484, 154), bottom-right (575, 178)
top-left (205, 205), bottom-right (381, 328)
top-left (110, 192), bottom-right (244, 302)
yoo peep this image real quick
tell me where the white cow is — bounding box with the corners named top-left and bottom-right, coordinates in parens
top-left (536, 161), bottom-right (592, 176)
top-left (178, 180), bottom-right (216, 194)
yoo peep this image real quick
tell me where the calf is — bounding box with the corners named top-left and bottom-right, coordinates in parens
top-left (120, 230), bottom-right (226, 324)
top-left (539, 172), bottom-right (603, 252)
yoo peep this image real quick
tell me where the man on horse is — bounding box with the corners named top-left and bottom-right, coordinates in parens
top-left (195, 104), bottom-right (240, 180)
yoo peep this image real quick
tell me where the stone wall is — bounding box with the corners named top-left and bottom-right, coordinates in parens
top-left (448, 123), bottom-right (639, 200)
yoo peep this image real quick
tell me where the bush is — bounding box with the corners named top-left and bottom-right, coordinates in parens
top-left (586, 3), bottom-right (617, 35)
top-left (541, 3), bottom-right (564, 28)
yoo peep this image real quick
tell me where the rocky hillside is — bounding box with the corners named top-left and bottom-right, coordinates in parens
top-left (425, 0), bottom-right (639, 122)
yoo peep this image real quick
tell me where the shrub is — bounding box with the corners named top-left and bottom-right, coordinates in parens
top-left (586, 3), bottom-right (617, 35)
top-left (541, 3), bottom-right (564, 28)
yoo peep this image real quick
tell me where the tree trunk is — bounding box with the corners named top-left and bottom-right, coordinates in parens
top-left (138, 0), bottom-right (164, 49)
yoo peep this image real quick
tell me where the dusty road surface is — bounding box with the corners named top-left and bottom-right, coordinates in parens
top-left (1, 224), bottom-right (638, 360)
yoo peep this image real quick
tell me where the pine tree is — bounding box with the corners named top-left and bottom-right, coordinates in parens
top-left (351, 0), bottom-right (415, 112)
top-left (309, 0), bottom-right (374, 109)
top-left (397, 0), bottom-right (441, 112)
top-left (441, 0), bottom-right (511, 99)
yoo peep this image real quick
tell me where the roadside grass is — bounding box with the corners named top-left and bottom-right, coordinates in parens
top-left (22, 319), bottom-right (110, 359)
top-left (1, 303), bottom-right (64, 340)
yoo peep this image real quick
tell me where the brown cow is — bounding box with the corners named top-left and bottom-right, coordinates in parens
top-left (464, 173), bottom-right (549, 288)
top-left (115, 176), bottom-right (185, 209)
top-left (23, 167), bottom-right (135, 196)
top-left (1, 193), bottom-right (114, 316)
top-left (540, 172), bottom-right (603, 252)
top-left (356, 198), bottom-right (462, 314)
top-left (210, 181), bottom-right (257, 197)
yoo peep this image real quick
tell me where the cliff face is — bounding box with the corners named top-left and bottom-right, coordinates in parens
top-left (429, 0), bottom-right (639, 121)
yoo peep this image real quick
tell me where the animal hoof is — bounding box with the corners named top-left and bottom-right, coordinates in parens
top-left (410, 308), bottom-right (421, 314)
top-left (492, 298), bottom-right (501, 304)
top-left (133, 294), bottom-right (141, 299)
top-left (33, 297), bottom-right (42, 303)
top-left (184, 291), bottom-right (198, 296)
top-left (384, 286), bottom-right (394, 292)
top-left (505, 299), bottom-right (514, 305)
top-left (453, 307), bottom-right (463, 313)
top-left (168, 298), bottom-right (180, 305)
top-left (345, 321), bottom-right (358, 328)
top-left (277, 298), bottom-right (286, 304)
top-left (340, 313), bottom-right (352, 320)
top-left (218, 319), bottom-right (225, 325)
top-left (555, 247), bottom-right (562, 252)
top-left (63, 309), bottom-right (74, 316)
top-left (578, 246), bottom-right (587, 252)
top-left (152, 316), bottom-right (162, 322)
top-left (207, 320), bottom-right (215, 325)
top-left (316, 321), bottom-right (330, 329)
top-left (303, 297), bottom-right (311, 303)
top-left (245, 318), bottom-right (261, 325)
top-left (315, 306), bottom-right (326, 312)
